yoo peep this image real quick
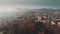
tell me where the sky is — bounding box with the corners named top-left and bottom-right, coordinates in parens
top-left (0, 0), bottom-right (59, 18)
top-left (0, 0), bottom-right (59, 12)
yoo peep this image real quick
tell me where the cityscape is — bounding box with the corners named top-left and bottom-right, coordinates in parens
top-left (0, 0), bottom-right (60, 34)
top-left (0, 8), bottom-right (60, 34)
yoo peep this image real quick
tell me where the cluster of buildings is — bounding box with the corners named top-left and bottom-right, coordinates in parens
top-left (30, 12), bottom-right (60, 34)
top-left (0, 9), bottom-right (60, 34)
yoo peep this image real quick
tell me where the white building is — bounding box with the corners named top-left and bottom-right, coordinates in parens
top-left (37, 16), bottom-right (42, 22)
top-left (51, 21), bottom-right (55, 25)
top-left (57, 22), bottom-right (60, 26)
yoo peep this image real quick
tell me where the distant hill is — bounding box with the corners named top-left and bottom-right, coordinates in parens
top-left (31, 8), bottom-right (60, 12)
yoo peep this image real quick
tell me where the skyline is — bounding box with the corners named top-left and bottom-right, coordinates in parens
top-left (0, 0), bottom-right (60, 11)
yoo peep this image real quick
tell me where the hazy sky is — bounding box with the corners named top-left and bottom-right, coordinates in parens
top-left (0, 0), bottom-right (60, 11)
top-left (0, 0), bottom-right (59, 17)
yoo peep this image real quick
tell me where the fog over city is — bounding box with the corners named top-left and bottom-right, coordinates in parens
top-left (0, 0), bottom-right (59, 17)
top-left (0, 0), bottom-right (60, 34)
